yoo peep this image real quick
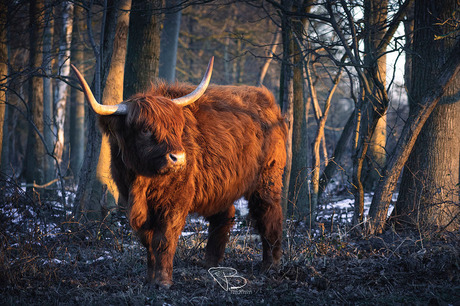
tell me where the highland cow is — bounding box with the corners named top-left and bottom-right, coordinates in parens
top-left (71, 58), bottom-right (287, 288)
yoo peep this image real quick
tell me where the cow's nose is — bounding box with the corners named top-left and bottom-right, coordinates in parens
top-left (167, 152), bottom-right (186, 165)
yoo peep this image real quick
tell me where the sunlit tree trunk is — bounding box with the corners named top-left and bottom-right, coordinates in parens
top-left (74, 0), bottom-right (121, 221)
top-left (368, 12), bottom-right (460, 235)
top-left (319, 0), bottom-right (412, 204)
top-left (54, 1), bottom-right (73, 166)
top-left (69, 3), bottom-right (85, 179)
top-left (394, 0), bottom-right (460, 232)
top-left (362, 0), bottom-right (388, 192)
top-left (124, 0), bottom-right (162, 99)
top-left (159, 0), bottom-right (181, 82)
top-left (97, 0), bottom-right (131, 216)
top-left (24, 0), bottom-right (45, 189)
top-left (352, 0), bottom-right (390, 224)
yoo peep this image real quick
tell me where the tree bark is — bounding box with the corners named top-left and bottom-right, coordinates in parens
top-left (97, 0), bottom-right (131, 215)
top-left (73, 0), bottom-right (121, 221)
top-left (350, 0), bottom-right (390, 224)
top-left (393, 0), bottom-right (460, 232)
top-left (42, 0), bottom-right (54, 182)
top-left (362, 0), bottom-right (388, 192)
top-left (54, 1), bottom-right (73, 165)
top-left (25, 0), bottom-right (45, 189)
top-left (369, 38), bottom-right (460, 234)
top-left (318, 112), bottom-right (354, 199)
top-left (69, 3), bottom-right (85, 179)
top-left (159, 0), bottom-right (181, 82)
top-left (288, 1), bottom-right (314, 220)
top-left (124, 0), bottom-right (162, 99)
top-left (0, 0), bottom-right (6, 169)
top-left (280, 0), bottom-right (294, 216)
top-left (288, 26), bottom-right (308, 219)
top-left (403, 2), bottom-right (414, 93)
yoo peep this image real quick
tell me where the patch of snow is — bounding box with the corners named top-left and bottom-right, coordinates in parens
top-left (43, 258), bottom-right (66, 265)
top-left (234, 198), bottom-right (249, 216)
top-left (85, 255), bottom-right (113, 264)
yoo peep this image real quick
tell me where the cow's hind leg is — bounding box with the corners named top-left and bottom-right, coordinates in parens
top-left (249, 150), bottom-right (285, 271)
top-left (248, 192), bottom-right (283, 271)
top-left (205, 205), bottom-right (235, 267)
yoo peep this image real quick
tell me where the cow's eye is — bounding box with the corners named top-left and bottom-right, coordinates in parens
top-left (141, 128), bottom-right (152, 137)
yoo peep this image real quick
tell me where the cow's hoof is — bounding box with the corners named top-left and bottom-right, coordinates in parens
top-left (261, 261), bottom-right (279, 273)
top-left (154, 279), bottom-right (173, 289)
top-left (202, 260), bottom-right (219, 269)
top-left (203, 254), bottom-right (221, 269)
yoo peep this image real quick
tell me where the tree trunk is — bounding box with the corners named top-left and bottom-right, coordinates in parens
top-left (42, 0), bottom-right (54, 182)
top-left (403, 2), bottom-right (414, 93)
top-left (124, 0), bottom-right (162, 99)
top-left (394, 0), bottom-right (460, 232)
top-left (368, 41), bottom-right (460, 233)
top-left (351, 0), bottom-right (390, 223)
top-left (159, 0), bottom-right (181, 82)
top-left (69, 3), bottom-right (85, 179)
top-left (362, 0), bottom-right (388, 192)
top-left (97, 0), bottom-right (131, 215)
top-left (280, 0), bottom-right (294, 216)
top-left (54, 1), bottom-right (73, 165)
top-left (288, 2), bottom-right (311, 219)
top-left (0, 0), bottom-right (6, 169)
top-left (288, 46), bottom-right (308, 219)
top-left (318, 112), bottom-right (354, 199)
top-left (318, 0), bottom-right (412, 203)
top-left (73, 0), bottom-right (121, 221)
top-left (24, 0), bottom-right (45, 189)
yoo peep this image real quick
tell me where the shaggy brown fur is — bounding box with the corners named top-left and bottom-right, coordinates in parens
top-left (98, 82), bottom-right (287, 287)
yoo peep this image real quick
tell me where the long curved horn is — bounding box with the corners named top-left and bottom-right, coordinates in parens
top-left (70, 64), bottom-right (128, 115)
top-left (172, 57), bottom-right (214, 106)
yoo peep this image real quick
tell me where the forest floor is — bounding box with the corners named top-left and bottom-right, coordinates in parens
top-left (1, 183), bottom-right (459, 305)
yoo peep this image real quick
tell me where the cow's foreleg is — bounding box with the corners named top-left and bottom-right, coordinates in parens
top-left (204, 205), bottom-right (235, 267)
top-left (138, 229), bottom-right (156, 282)
top-left (151, 211), bottom-right (187, 288)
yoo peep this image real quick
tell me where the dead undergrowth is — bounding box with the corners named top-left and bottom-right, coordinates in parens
top-left (1, 182), bottom-right (459, 305)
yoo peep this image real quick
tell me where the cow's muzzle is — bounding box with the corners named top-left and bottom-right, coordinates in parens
top-left (166, 151), bottom-right (186, 170)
